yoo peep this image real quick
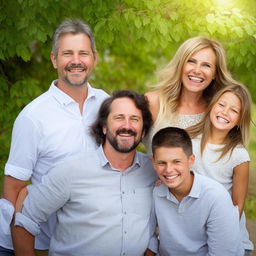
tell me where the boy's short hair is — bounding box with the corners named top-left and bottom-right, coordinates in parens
top-left (152, 127), bottom-right (193, 156)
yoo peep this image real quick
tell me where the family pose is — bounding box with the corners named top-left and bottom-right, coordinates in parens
top-left (0, 18), bottom-right (254, 256)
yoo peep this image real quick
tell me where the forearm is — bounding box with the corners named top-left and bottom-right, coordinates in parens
top-left (12, 187), bottom-right (36, 256)
top-left (11, 224), bottom-right (36, 256)
top-left (3, 176), bottom-right (27, 205)
top-left (144, 249), bottom-right (156, 256)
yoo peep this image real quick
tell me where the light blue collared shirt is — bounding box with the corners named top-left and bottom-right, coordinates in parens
top-left (16, 146), bottom-right (157, 256)
top-left (148, 172), bottom-right (244, 256)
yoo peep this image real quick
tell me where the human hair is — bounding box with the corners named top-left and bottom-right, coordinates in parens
top-left (153, 36), bottom-right (235, 129)
top-left (152, 127), bottom-right (193, 157)
top-left (187, 83), bottom-right (252, 160)
top-left (52, 18), bottom-right (96, 57)
top-left (91, 90), bottom-right (153, 145)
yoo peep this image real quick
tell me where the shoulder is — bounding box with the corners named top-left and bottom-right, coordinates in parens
top-left (196, 173), bottom-right (229, 199)
top-left (230, 145), bottom-right (250, 167)
top-left (19, 90), bottom-right (51, 116)
top-left (90, 86), bottom-right (109, 99)
top-left (144, 91), bottom-right (160, 122)
top-left (47, 150), bottom-right (99, 179)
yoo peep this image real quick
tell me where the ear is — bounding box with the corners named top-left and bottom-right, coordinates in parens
top-left (50, 52), bottom-right (58, 69)
top-left (93, 51), bottom-right (98, 67)
top-left (188, 154), bottom-right (195, 169)
top-left (102, 126), bottom-right (107, 135)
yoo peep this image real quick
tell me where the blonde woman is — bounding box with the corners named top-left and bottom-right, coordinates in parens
top-left (144, 36), bottom-right (236, 154)
top-left (187, 83), bottom-right (253, 255)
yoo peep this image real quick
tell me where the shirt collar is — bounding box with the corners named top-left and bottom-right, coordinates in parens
top-left (49, 80), bottom-right (96, 106)
top-left (96, 145), bottom-right (141, 170)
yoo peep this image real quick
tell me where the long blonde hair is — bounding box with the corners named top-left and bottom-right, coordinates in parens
top-left (187, 83), bottom-right (252, 160)
top-left (153, 36), bottom-right (235, 129)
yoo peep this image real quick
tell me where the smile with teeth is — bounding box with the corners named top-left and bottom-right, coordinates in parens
top-left (165, 174), bottom-right (179, 181)
top-left (188, 76), bottom-right (204, 83)
top-left (217, 116), bottom-right (229, 123)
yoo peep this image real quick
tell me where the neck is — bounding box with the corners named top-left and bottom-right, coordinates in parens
top-left (178, 90), bottom-right (206, 114)
top-left (103, 143), bottom-right (136, 171)
top-left (208, 127), bottom-right (228, 144)
top-left (56, 80), bottom-right (88, 113)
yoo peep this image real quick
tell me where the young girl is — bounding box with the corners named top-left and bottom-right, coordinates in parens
top-left (187, 83), bottom-right (254, 255)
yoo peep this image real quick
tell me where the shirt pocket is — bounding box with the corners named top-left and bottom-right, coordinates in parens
top-left (128, 186), bottom-right (153, 217)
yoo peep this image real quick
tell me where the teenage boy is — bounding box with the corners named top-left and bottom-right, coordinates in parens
top-left (145, 127), bottom-right (243, 256)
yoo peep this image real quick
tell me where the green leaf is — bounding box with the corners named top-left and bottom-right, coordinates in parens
top-left (206, 14), bottom-right (215, 24)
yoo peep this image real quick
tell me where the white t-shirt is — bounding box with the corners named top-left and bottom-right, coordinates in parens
top-left (0, 81), bottom-right (108, 249)
top-left (192, 137), bottom-right (253, 251)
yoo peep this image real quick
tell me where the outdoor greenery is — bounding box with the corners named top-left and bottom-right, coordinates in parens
top-left (1, 0), bottom-right (256, 217)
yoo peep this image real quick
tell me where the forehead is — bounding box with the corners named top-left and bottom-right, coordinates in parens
top-left (190, 47), bottom-right (216, 62)
top-left (217, 92), bottom-right (241, 106)
top-left (58, 33), bottom-right (92, 51)
top-left (154, 146), bottom-right (189, 160)
top-left (109, 97), bottom-right (142, 116)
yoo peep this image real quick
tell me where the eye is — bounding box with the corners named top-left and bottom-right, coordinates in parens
top-left (80, 52), bottom-right (90, 56)
top-left (131, 116), bottom-right (140, 122)
top-left (218, 102), bottom-right (224, 107)
top-left (203, 63), bottom-right (211, 68)
top-left (231, 109), bottom-right (239, 114)
top-left (114, 115), bottom-right (123, 120)
top-left (187, 59), bottom-right (195, 63)
top-left (63, 52), bottom-right (72, 56)
top-left (156, 161), bottom-right (166, 166)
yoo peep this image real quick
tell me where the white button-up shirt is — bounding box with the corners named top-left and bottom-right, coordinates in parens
top-left (0, 81), bottom-right (108, 249)
top-left (16, 146), bottom-right (157, 256)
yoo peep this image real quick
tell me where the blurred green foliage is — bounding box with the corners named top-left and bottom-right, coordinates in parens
top-left (1, 0), bottom-right (256, 207)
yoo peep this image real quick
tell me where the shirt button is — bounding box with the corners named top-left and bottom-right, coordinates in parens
top-left (124, 231), bottom-right (127, 234)
top-left (122, 191), bottom-right (125, 194)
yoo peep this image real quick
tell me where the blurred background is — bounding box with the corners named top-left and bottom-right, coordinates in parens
top-left (0, 0), bottom-right (255, 252)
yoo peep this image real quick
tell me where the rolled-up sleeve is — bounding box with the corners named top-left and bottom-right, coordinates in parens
top-left (0, 199), bottom-right (14, 234)
top-left (14, 165), bottom-right (71, 233)
top-left (5, 115), bottom-right (41, 181)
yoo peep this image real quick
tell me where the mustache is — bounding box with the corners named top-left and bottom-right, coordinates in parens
top-left (65, 64), bottom-right (87, 71)
top-left (116, 128), bottom-right (136, 136)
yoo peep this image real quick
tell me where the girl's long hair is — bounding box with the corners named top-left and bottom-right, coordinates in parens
top-left (187, 83), bottom-right (252, 160)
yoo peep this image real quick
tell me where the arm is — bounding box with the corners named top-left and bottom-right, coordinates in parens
top-left (206, 190), bottom-right (242, 256)
top-left (232, 161), bottom-right (249, 217)
top-left (144, 249), bottom-right (156, 256)
top-left (144, 91), bottom-right (160, 123)
top-left (145, 195), bottom-right (158, 255)
top-left (3, 175), bottom-right (27, 207)
top-left (12, 165), bottom-right (71, 255)
top-left (11, 187), bottom-right (36, 256)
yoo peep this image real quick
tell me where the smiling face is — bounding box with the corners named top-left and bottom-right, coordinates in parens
top-left (153, 146), bottom-right (195, 199)
top-left (103, 97), bottom-right (144, 153)
top-left (181, 47), bottom-right (216, 94)
top-left (210, 92), bottom-right (241, 134)
top-left (51, 33), bottom-right (97, 87)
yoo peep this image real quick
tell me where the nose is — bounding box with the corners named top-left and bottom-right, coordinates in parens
top-left (221, 106), bottom-right (229, 115)
top-left (193, 64), bottom-right (201, 74)
top-left (71, 54), bottom-right (81, 64)
top-left (166, 163), bottom-right (173, 173)
top-left (122, 119), bottom-right (132, 129)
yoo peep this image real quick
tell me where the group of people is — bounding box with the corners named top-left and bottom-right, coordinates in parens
top-left (0, 18), bottom-right (253, 256)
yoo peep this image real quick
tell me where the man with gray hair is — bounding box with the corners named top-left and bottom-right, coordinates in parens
top-left (0, 19), bottom-right (108, 256)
